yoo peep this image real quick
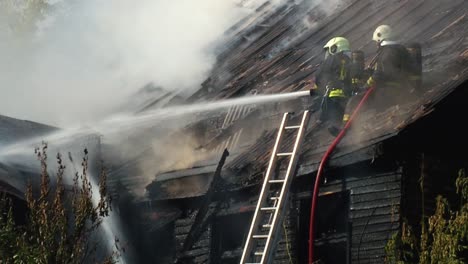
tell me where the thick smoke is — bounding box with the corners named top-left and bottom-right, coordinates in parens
top-left (0, 0), bottom-right (348, 193)
top-left (0, 0), bottom-right (256, 127)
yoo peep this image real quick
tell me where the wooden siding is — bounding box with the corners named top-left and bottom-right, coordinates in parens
top-left (273, 198), bottom-right (299, 263)
top-left (292, 165), bottom-right (402, 264)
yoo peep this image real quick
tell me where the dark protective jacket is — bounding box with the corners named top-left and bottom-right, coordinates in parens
top-left (315, 52), bottom-right (352, 97)
top-left (371, 43), bottom-right (412, 86)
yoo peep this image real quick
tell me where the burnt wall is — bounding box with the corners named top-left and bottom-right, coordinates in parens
top-left (145, 160), bottom-right (402, 264)
top-left (175, 210), bottom-right (211, 264)
top-left (209, 197), bottom-right (298, 264)
top-left (294, 161), bottom-right (402, 263)
top-left (272, 198), bottom-right (299, 264)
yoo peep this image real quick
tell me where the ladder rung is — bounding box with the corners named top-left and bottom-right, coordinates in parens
top-left (268, 179), bottom-right (285, 183)
top-left (252, 235), bottom-right (268, 239)
top-left (285, 125), bottom-right (301, 129)
top-left (254, 251), bottom-right (264, 256)
top-left (277, 152), bottom-right (293, 156)
top-left (270, 197), bottom-right (279, 200)
top-left (262, 224), bottom-right (272, 228)
top-left (260, 207), bottom-right (277, 211)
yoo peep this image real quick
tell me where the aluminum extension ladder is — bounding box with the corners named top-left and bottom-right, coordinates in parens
top-left (240, 111), bottom-right (310, 264)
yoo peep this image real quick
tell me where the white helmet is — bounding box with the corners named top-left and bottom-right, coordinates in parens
top-left (373, 25), bottom-right (394, 43)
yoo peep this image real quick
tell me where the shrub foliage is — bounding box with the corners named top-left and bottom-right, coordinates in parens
top-left (0, 144), bottom-right (117, 264)
top-left (385, 169), bottom-right (468, 264)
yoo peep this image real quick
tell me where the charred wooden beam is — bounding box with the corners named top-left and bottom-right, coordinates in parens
top-left (174, 149), bottom-right (229, 263)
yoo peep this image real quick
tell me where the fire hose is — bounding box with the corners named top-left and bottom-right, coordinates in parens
top-left (308, 85), bottom-right (375, 264)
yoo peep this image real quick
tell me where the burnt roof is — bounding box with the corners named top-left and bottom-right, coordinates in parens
top-left (192, 0), bottom-right (467, 101)
top-left (0, 162), bottom-right (25, 199)
top-left (147, 0), bottom-right (468, 198)
top-left (0, 115), bottom-right (57, 146)
top-left (0, 115), bottom-right (58, 198)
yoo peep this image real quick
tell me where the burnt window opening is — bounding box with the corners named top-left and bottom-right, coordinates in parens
top-left (211, 212), bottom-right (253, 264)
top-left (297, 191), bottom-right (351, 264)
top-left (149, 222), bottom-right (176, 264)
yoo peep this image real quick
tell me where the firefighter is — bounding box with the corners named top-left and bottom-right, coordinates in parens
top-left (341, 25), bottom-right (422, 127)
top-left (312, 37), bottom-right (353, 136)
top-left (342, 50), bottom-right (367, 124)
top-left (406, 42), bottom-right (423, 93)
top-left (366, 24), bottom-right (414, 107)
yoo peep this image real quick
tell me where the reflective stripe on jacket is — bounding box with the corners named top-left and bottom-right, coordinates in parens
top-left (329, 88), bottom-right (346, 98)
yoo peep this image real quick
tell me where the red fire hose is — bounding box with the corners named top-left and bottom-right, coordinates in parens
top-left (308, 86), bottom-right (375, 264)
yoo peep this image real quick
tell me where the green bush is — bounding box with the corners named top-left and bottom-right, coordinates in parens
top-left (385, 169), bottom-right (468, 264)
top-left (0, 144), bottom-right (118, 264)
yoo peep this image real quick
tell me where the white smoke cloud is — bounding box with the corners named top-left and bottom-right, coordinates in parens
top-left (313, 0), bottom-right (344, 15)
top-left (0, 0), bottom-right (257, 127)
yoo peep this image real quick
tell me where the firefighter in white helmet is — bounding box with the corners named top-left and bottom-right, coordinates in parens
top-left (311, 37), bottom-right (353, 136)
top-left (366, 25), bottom-right (413, 106)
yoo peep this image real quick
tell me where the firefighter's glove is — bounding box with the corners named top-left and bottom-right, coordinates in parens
top-left (357, 76), bottom-right (375, 91)
top-left (309, 82), bottom-right (318, 96)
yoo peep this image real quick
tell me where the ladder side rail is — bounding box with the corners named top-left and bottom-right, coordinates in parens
top-left (261, 110), bottom-right (310, 263)
top-left (240, 112), bottom-right (289, 264)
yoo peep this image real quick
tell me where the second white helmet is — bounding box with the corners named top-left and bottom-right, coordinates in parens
top-left (373, 25), bottom-right (394, 43)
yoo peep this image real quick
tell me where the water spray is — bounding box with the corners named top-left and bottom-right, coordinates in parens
top-left (0, 90), bottom-right (312, 160)
top-left (0, 89), bottom-right (312, 264)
